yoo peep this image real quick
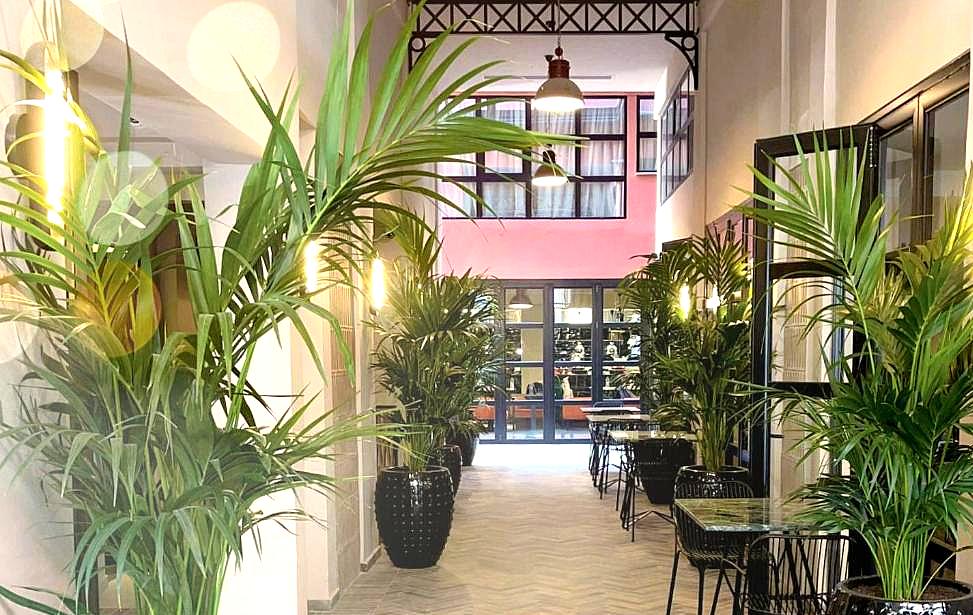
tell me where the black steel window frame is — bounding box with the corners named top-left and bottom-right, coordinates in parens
top-left (636, 94), bottom-right (658, 173)
top-left (486, 279), bottom-right (637, 443)
top-left (659, 67), bottom-right (694, 202)
top-left (440, 95), bottom-right (628, 219)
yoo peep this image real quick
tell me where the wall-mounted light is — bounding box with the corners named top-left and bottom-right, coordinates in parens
top-left (370, 256), bottom-right (386, 310)
top-left (303, 238), bottom-right (320, 292)
top-left (43, 69), bottom-right (68, 227)
top-left (508, 289), bottom-right (533, 310)
top-left (532, 148), bottom-right (567, 188)
top-left (677, 284), bottom-right (691, 319)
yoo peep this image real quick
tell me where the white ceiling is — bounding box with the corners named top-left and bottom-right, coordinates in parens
top-left (437, 33), bottom-right (683, 94)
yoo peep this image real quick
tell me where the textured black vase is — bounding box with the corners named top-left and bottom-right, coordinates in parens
top-left (674, 464), bottom-right (750, 497)
top-left (430, 445), bottom-right (462, 495)
top-left (375, 466), bottom-right (454, 569)
top-left (633, 439), bottom-right (696, 504)
top-left (827, 577), bottom-right (973, 614)
top-left (447, 432), bottom-right (478, 467)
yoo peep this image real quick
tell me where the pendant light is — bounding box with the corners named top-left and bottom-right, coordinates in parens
top-left (532, 147), bottom-right (568, 188)
top-left (508, 289), bottom-right (533, 310)
top-left (533, 0), bottom-right (583, 114)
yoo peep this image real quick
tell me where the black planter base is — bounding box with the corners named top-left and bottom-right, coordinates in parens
top-left (447, 432), bottom-right (478, 467)
top-left (375, 466), bottom-right (454, 569)
top-left (430, 445), bottom-right (462, 495)
top-left (827, 576), bottom-right (973, 614)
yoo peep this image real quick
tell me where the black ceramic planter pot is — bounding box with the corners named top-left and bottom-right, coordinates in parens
top-left (375, 466), bottom-right (454, 569)
top-left (447, 432), bottom-right (478, 467)
top-left (827, 576), bottom-right (973, 614)
top-left (633, 439), bottom-right (696, 504)
top-left (430, 445), bottom-right (462, 495)
top-left (674, 464), bottom-right (750, 496)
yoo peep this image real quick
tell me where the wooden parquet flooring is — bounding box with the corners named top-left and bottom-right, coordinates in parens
top-left (327, 444), bottom-right (733, 615)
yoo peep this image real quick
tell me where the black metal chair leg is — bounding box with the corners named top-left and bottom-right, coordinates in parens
top-left (696, 568), bottom-right (705, 615)
top-left (731, 569), bottom-right (743, 615)
top-left (665, 550), bottom-right (680, 615)
top-left (709, 563), bottom-right (724, 615)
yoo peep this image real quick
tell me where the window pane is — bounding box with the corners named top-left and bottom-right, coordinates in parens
top-left (554, 364), bottom-right (592, 400)
top-left (638, 98), bottom-right (656, 132)
top-left (580, 98), bottom-right (624, 134)
top-left (481, 99), bottom-right (526, 127)
top-left (555, 400), bottom-right (589, 440)
top-left (484, 149), bottom-right (523, 174)
top-left (505, 365), bottom-right (544, 400)
top-left (603, 364), bottom-right (639, 400)
top-left (532, 182), bottom-right (576, 218)
top-left (437, 180), bottom-right (475, 216)
top-left (481, 182), bottom-right (526, 217)
top-left (506, 402), bottom-right (544, 440)
top-left (603, 325), bottom-right (641, 361)
top-left (436, 152), bottom-right (476, 177)
top-left (531, 143), bottom-right (575, 175)
top-left (504, 288), bottom-right (544, 323)
top-left (532, 108), bottom-right (575, 134)
top-left (580, 140), bottom-right (624, 176)
top-left (603, 288), bottom-right (641, 323)
top-left (638, 137), bottom-right (657, 172)
top-left (580, 181), bottom-right (623, 217)
top-left (770, 277), bottom-right (849, 383)
top-left (879, 122), bottom-right (914, 250)
top-left (505, 327), bottom-right (543, 362)
top-left (928, 92), bottom-right (969, 234)
top-left (554, 288), bottom-right (592, 323)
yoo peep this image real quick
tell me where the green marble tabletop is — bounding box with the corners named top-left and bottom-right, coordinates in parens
top-left (587, 414), bottom-right (657, 423)
top-left (609, 429), bottom-right (695, 442)
top-left (674, 498), bottom-right (812, 532)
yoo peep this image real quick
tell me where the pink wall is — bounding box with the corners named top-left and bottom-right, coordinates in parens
top-left (439, 94), bottom-right (656, 280)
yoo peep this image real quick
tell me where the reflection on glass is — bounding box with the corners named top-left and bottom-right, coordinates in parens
top-left (554, 326), bottom-right (591, 361)
top-left (505, 327), bottom-right (543, 362)
top-left (504, 365), bottom-right (544, 400)
top-left (603, 364), bottom-right (639, 400)
top-left (506, 403), bottom-right (544, 440)
top-left (505, 288), bottom-right (544, 323)
top-left (554, 288), bottom-right (593, 323)
top-left (929, 92), bottom-right (969, 234)
top-left (580, 181), bottom-right (623, 217)
top-left (481, 182), bottom-right (526, 218)
top-left (603, 325), bottom-right (641, 362)
top-left (555, 401), bottom-right (590, 440)
top-left (603, 288), bottom-right (641, 323)
top-left (770, 277), bottom-right (848, 382)
top-left (580, 98), bottom-right (624, 134)
top-left (554, 364), bottom-right (592, 400)
top-left (436, 180), bottom-right (475, 217)
top-left (879, 122), bottom-right (914, 249)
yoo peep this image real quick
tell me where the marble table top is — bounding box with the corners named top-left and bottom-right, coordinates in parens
top-left (674, 497), bottom-right (812, 532)
top-left (609, 429), bottom-right (695, 442)
top-left (580, 406), bottom-right (642, 414)
top-left (587, 414), bottom-right (658, 423)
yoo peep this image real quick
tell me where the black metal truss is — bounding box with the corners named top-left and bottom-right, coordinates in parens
top-left (408, 1), bottom-right (698, 84)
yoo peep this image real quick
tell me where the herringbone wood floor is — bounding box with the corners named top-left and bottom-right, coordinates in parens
top-left (329, 444), bottom-right (734, 615)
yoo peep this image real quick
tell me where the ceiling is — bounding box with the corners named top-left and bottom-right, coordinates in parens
top-left (437, 33), bottom-right (683, 94)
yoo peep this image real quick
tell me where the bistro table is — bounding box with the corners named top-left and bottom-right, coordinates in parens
top-left (674, 497), bottom-right (814, 615)
top-left (613, 430), bottom-right (695, 541)
top-left (587, 414), bottom-right (659, 495)
top-left (580, 405), bottom-right (642, 414)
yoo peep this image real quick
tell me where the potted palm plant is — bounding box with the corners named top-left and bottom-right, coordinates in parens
top-left (654, 227), bottom-right (753, 489)
top-left (739, 139), bottom-right (973, 613)
top-left (0, 1), bottom-right (571, 610)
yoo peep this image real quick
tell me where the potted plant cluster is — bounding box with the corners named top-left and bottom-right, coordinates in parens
top-left (740, 139), bottom-right (973, 613)
top-left (370, 214), bottom-right (504, 568)
top-left (0, 1), bottom-right (569, 610)
top-left (653, 226), bottom-right (754, 491)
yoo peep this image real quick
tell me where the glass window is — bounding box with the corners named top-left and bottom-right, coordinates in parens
top-left (580, 182), bottom-right (623, 217)
top-left (532, 108), bottom-right (575, 134)
top-left (504, 365), bottom-right (544, 400)
top-left (638, 97), bottom-right (656, 132)
top-left (660, 70), bottom-right (694, 201)
top-left (580, 98), bottom-right (624, 134)
top-left (554, 365), bottom-right (592, 400)
top-left (603, 288), bottom-right (641, 323)
top-left (603, 365), bottom-right (639, 400)
top-left (504, 288), bottom-right (544, 323)
top-left (580, 140), bottom-right (624, 176)
top-left (505, 327), bottom-right (543, 362)
top-left (481, 182), bottom-right (526, 218)
top-left (638, 137), bottom-right (657, 173)
top-left (553, 288), bottom-right (592, 323)
top-left (603, 326), bottom-right (641, 362)
top-left (532, 183), bottom-right (576, 218)
top-left (435, 180), bottom-right (476, 216)
top-left (928, 91), bottom-right (969, 234)
top-left (879, 122), bottom-right (914, 250)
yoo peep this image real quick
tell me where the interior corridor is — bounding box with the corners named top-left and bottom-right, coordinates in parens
top-left (328, 445), bottom-right (732, 614)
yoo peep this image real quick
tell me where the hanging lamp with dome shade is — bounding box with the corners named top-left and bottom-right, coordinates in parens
top-left (533, 0), bottom-right (584, 113)
top-left (508, 289), bottom-right (534, 310)
top-left (532, 147), bottom-right (568, 187)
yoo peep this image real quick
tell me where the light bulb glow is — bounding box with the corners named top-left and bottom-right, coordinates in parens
top-left (370, 257), bottom-right (386, 309)
top-left (705, 286), bottom-right (722, 311)
top-left (532, 94), bottom-right (584, 113)
top-left (303, 239), bottom-right (320, 292)
top-left (531, 174), bottom-right (568, 188)
top-left (43, 69), bottom-right (68, 227)
top-left (677, 284), bottom-right (691, 319)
